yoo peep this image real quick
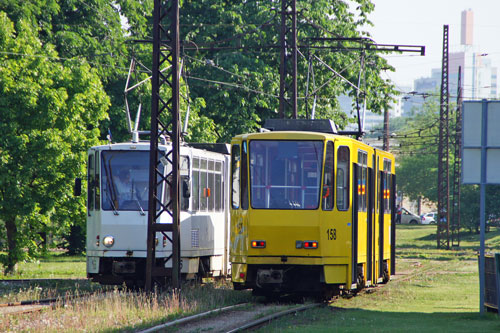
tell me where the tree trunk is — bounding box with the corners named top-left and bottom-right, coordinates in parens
top-left (4, 217), bottom-right (19, 274)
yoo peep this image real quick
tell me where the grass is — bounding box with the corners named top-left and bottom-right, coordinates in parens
top-left (1, 280), bottom-right (253, 332)
top-left (0, 252), bottom-right (86, 279)
top-left (0, 252), bottom-right (100, 303)
top-left (259, 225), bottom-right (500, 332)
top-left (3, 226), bottom-right (500, 331)
top-left (0, 252), bottom-right (253, 332)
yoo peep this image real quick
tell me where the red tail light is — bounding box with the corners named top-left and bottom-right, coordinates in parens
top-left (251, 240), bottom-right (266, 248)
top-left (304, 241), bottom-right (318, 249)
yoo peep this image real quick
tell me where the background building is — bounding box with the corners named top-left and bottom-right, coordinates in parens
top-left (401, 9), bottom-right (497, 115)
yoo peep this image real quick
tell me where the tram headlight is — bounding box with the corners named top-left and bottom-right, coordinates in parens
top-left (102, 235), bottom-right (115, 248)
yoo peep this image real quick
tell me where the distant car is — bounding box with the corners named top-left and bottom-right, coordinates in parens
top-left (401, 208), bottom-right (420, 224)
top-left (421, 212), bottom-right (437, 225)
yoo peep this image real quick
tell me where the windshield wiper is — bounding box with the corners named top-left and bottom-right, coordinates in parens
top-left (135, 199), bottom-right (146, 216)
top-left (102, 154), bottom-right (119, 215)
top-left (109, 197), bottom-right (119, 215)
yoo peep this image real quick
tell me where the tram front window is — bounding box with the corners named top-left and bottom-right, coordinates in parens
top-left (101, 151), bottom-right (152, 212)
top-left (249, 140), bottom-right (323, 209)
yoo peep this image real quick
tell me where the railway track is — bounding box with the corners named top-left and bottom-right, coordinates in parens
top-left (0, 291), bottom-right (116, 316)
top-left (138, 301), bottom-right (323, 333)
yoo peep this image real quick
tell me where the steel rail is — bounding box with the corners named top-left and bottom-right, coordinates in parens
top-left (226, 303), bottom-right (323, 333)
top-left (137, 303), bottom-right (249, 333)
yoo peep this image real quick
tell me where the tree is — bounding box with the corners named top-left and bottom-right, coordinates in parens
top-left (179, 0), bottom-right (395, 142)
top-left (0, 0), bottom-right (395, 269)
top-left (0, 13), bottom-right (109, 272)
top-left (395, 94), bottom-right (442, 202)
top-left (393, 93), bottom-right (500, 233)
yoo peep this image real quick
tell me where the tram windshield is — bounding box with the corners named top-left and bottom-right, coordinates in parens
top-left (101, 151), bottom-right (153, 212)
top-left (249, 140), bottom-right (324, 209)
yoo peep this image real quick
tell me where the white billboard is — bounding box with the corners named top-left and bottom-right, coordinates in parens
top-left (462, 101), bottom-right (500, 184)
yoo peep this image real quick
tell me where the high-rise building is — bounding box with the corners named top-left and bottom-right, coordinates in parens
top-left (402, 8), bottom-right (497, 113)
top-left (461, 9), bottom-right (473, 46)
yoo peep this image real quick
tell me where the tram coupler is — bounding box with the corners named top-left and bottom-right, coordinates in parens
top-left (256, 269), bottom-right (283, 287)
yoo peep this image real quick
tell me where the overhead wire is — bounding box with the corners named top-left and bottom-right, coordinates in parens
top-left (184, 74), bottom-right (279, 98)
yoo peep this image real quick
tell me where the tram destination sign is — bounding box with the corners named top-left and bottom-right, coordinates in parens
top-left (462, 100), bottom-right (500, 184)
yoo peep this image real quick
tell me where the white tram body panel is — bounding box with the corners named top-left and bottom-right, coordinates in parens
top-left (85, 141), bottom-right (231, 286)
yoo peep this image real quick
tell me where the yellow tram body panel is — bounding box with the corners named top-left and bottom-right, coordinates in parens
top-left (229, 129), bottom-right (396, 293)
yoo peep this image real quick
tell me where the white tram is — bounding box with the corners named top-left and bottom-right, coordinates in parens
top-left (85, 140), bottom-right (231, 287)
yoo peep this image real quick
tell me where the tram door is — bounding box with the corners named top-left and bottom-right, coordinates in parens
top-left (352, 150), bottom-right (368, 287)
top-left (378, 170), bottom-right (385, 280)
top-left (367, 165), bottom-right (374, 285)
top-left (391, 173), bottom-right (397, 276)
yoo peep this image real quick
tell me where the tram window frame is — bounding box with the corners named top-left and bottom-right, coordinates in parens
top-left (94, 150), bottom-right (100, 210)
top-left (200, 159), bottom-right (208, 210)
top-left (215, 161), bottom-right (222, 211)
top-left (357, 150), bottom-right (368, 212)
top-left (231, 145), bottom-right (241, 209)
top-left (248, 140), bottom-right (324, 210)
top-left (208, 160), bottom-right (215, 211)
top-left (383, 159), bottom-right (392, 214)
top-left (88, 153), bottom-right (95, 211)
top-left (241, 141), bottom-right (249, 210)
top-left (336, 145), bottom-right (350, 211)
top-left (192, 157), bottom-right (200, 211)
top-left (180, 156), bottom-right (190, 211)
top-left (191, 156), bottom-right (225, 213)
top-left (322, 141), bottom-right (335, 211)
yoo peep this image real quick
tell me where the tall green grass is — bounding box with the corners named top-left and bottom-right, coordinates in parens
top-left (261, 225), bottom-right (500, 332)
top-left (1, 280), bottom-right (253, 332)
top-left (0, 252), bottom-right (86, 279)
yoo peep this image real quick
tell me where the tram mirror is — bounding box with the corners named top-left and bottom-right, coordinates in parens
top-left (74, 178), bottom-right (82, 197)
top-left (182, 176), bottom-right (191, 198)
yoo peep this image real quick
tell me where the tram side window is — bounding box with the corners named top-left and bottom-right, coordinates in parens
top-left (94, 151), bottom-right (100, 210)
top-left (231, 145), bottom-right (241, 209)
top-left (322, 142), bottom-right (334, 211)
top-left (337, 146), bottom-right (350, 211)
top-left (208, 160), bottom-right (215, 210)
top-left (215, 161), bottom-right (222, 211)
top-left (199, 159), bottom-right (208, 210)
top-left (383, 159), bottom-right (392, 214)
top-left (191, 156), bottom-right (225, 212)
top-left (192, 157), bottom-right (200, 211)
top-left (88, 154), bottom-right (94, 211)
top-left (241, 141), bottom-right (249, 210)
top-left (180, 156), bottom-right (190, 211)
top-left (357, 151), bottom-right (368, 212)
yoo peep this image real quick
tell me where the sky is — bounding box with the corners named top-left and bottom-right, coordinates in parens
top-left (366, 0), bottom-right (500, 90)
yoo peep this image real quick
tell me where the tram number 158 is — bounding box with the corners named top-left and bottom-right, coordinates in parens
top-left (326, 228), bottom-right (336, 240)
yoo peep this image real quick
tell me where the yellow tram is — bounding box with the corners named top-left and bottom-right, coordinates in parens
top-left (229, 120), bottom-right (396, 297)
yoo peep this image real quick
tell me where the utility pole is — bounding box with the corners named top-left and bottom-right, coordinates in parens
top-left (437, 25), bottom-right (450, 250)
top-left (146, 0), bottom-right (181, 292)
top-left (450, 66), bottom-right (462, 247)
top-left (383, 108), bottom-right (389, 151)
top-left (279, 0), bottom-right (298, 119)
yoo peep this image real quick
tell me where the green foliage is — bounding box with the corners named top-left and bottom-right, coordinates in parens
top-left (179, 0), bottom-right (395, 141)
top-left (394, 93), bottom-right (500, 233)
top-left (395, 96), bottom-right (441, 202)
top-left (0, 12), bottom-right (109, 272)
top-left (0, 0), bottom-right (396, 271)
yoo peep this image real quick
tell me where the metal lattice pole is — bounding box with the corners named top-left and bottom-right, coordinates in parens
top-left (437, 25), bottom-right (450, 250)
top-left (450, 66), bottom-right (462, 247)
top-left (383, 108), bottom-right (389, 151)
top-left (146, 0), bottom-right (181, 292)
top-left (279, 0), bottom-right (297, 119)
